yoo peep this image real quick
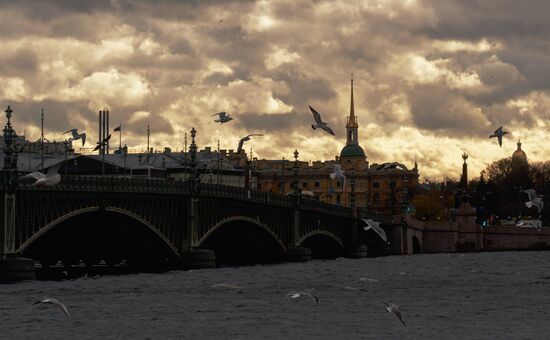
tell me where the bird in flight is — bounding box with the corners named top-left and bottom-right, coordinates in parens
top-left (93, 134), bottom-right (112, 152)
top-left (524, 189), bottom-right (544, 214)
top-left (64, 128), bottom-right (86, 146)
top-left (329, 164), bottom-right (346, 188)
top-left (34, 298), bottom-right (70, 319)
top-left (286, 291), bottom-right (319, 303)
top-left (489, 126), bottom-right (508, 147)
top-left (218, 19), bottom-right (224, 23)
top-left (361, 218), bottom-right (388, 243)
top-left (309, 105), bottom-right (335, 136)
top-left (212, 112), bottom-right (233, 124)
top-left (17, 162), bottom-right (64, 186)
top-left (237, 134), bottom-right (264, 154)
top-left (384, 301), bottom-right (406, 325)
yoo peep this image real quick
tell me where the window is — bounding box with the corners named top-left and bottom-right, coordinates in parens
top-left (302, 181), bottom-right (308, 188)
top-left (314, 181), bottom-right (320, 188)
top-left (373, 182), bottom-right (380, 188)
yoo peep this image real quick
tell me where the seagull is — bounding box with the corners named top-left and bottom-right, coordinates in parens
top-left (218, 19), bottom-right (224, 23)
top-left (237, 134), bottom-right (264, 154)
top-left (524, 189), bottom-right (544, 214)
top-left (361, 218), bottom-right (388, 243)
top-left (384, 301), bottom-right (406, 325)
top-left (63, 128), bottom-right (86, 146)
top-left (34, 298), bottom-right (70, 318)
top-left (329, 164), bottom-right (346, 188)
top-left (489, 126), bottom-right (508, 147)
top-left (17, 162), bottom-right (63, 186)
top-left (93, 134), bottom-right (112, 152)
top-left (309, 105), bottom-right (335, 136)
top-left (212, 112), bottom-right (233, 124)
top-left (285, 291), bottom-right (319, 303)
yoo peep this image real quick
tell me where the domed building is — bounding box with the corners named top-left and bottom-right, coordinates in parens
top-left (512, 140), bottom-right (527, 162)
top-left (255, 75), bottom-right (419, 216)
top-left (511, 139), bottom-right (529, 174)
top-left (339, 77), bottom-right (368, 171)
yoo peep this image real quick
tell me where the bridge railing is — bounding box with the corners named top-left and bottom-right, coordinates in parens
top-left (199, 183), bottom-right (295, 208)
top-left (15, 175), bottom-right (352, 217)
top-left (300, 196), bottom-right (352, 217)
top-left (17, 175), bottom-right (191, 195)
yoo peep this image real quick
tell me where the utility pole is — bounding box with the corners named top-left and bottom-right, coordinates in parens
top-left (146, 124), bottom-right (150, 165)
top-left (40, 108), bottom-right (44, 171)
top-left (217, 139), bottom-right (221, 184)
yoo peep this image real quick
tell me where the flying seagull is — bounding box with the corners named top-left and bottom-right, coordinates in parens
top-left (17, 162), bottom-right (63, 186)
top-left (218, 19), bottom-right (224, 23)
top-left (524, 189), bottom-right (544, 214)
top-left (285, 291), bottom-right (319, 303)
top-left (489, 126), bottom-right (508, 147)
top-left (93, 134), bottom-right (112, 152)
top-left (329, 164), bottom-right (346, 188)
top-left (237, 134), bottom-right (264, 154)
top-left (309, 105), bottom-right (335, 136)
top-left (212, 112), bottom-right (233, 124)
top-left (361, 218), bottom-right (388, 243)
top-left (34, 298), bottom-right (70, 319)
top-left (64, 128), bottom-right (86, 146)
top-left (384, 301), bottom-right (406, 325)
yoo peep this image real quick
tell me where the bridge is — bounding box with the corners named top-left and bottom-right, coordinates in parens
top-left (0, 175), bottom-right (368, 281)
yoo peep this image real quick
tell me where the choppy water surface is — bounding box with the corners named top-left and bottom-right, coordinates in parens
top-left (1, 251), bottom-right (549, 339)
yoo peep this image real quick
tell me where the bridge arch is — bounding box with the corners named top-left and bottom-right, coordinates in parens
top-left (18, 206), bottom-right (180, 269)
top-left (199, 216), bottom-right (286, 251)
top-left (18, 207), bottom-right (179, 258)
top-left (412, 235), bottom-right (422, 254)
top-left (199, 216), bottom-right (286, 265)
top-left (299, 231), bottom-right (344, 259)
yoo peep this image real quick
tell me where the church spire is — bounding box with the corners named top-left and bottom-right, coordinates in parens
top-left (348, 74), bottom-right (357, 127)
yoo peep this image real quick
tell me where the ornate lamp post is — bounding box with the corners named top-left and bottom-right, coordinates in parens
top-left (292, 149), bottom-right (300, 195)
top-left (3, 106), bottom-right (18, 192)
top-left (350, 166), bottom-right (356, 215)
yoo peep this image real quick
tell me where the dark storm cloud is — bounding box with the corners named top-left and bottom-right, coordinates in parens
top-left (237, 112), bottom-right (295, 132)
top-left (408, 84), bottom-right (488, 137)
top-left (6, 99), bottom-right (92, 134)
top-left (0, 47), bottom-right (39, 77)
top-left (419, 0), bottom-right (550, 40)
top-left (269, 64), bottom-right (337, 108)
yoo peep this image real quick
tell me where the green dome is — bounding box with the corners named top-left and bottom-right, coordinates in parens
top-left (340, 144), bottom-right (366, 158)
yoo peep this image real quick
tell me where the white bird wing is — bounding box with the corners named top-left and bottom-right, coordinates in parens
top-left (46, 162), bottom-right (63, 177)
top-left (51, 300), bottom-right (70, 318)
top-left (18, 172), bottom-right (45, 183)
top-left (320, 124), bottom-right (335, 136)
top-left (524, 189), bottom-right (537, 201)
top-left (303, 292), bottom-right (319, 303)
top-left (309, 105), bottom-right (323, 124)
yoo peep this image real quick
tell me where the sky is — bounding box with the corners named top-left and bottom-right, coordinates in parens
top-left (0, 0), bottom-right (549, 180)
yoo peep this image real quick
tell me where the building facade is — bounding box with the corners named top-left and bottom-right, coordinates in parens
top-left (255, 77), bottom-right (419, 216)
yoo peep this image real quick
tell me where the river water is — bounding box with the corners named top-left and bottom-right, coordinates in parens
top-left (1, 251), bottom-right (549, 339)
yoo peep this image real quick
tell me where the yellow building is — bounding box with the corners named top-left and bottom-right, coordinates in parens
top-left (255, 77), bottom-right (419, 216)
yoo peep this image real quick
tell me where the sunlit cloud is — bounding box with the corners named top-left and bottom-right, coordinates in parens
top-left (0, 0), bottom-right (548, 181)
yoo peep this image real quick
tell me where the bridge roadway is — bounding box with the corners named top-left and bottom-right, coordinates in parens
top-left (0, 175), bottom-right (367, 281)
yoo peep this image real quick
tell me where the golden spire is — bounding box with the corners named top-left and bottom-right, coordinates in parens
top-left (350, 74), bottom-right (355, 120)
top-left (347, 73), bottom-right (357, 127)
